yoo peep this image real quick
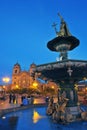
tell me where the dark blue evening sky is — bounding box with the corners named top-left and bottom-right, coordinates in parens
top-left (0, 0), bottom-right (87, 84)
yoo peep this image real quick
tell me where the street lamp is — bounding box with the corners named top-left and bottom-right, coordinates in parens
top-left (2, 77), bottom-right (10, 83)
top-left (2, 77), bottom-right (10, 91)
top-left (1, 77), bottom-right (10, 100)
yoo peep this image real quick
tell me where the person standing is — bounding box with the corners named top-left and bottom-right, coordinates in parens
top-left (9, 93), bottom-right (12, 103)
top-left (12, 94), bottom-right (16, 104)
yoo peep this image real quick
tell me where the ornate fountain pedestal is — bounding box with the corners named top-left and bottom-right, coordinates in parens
top-left (35, 60), bottom-right (87, 122)
top-left (34, 13), bottom-right (87, 123)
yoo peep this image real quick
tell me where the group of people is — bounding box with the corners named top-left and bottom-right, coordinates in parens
top-left (9, 93), bottom-right (18, 104)
top-left (9, 93), bottom-right (34, 106)
top-left (21, 95), bottom-right (34, 106)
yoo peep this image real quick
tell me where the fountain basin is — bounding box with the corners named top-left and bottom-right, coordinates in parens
top-left (0, 105), bottom-right (87, 130)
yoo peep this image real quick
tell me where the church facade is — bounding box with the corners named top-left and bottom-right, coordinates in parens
top-left (11, 63), bottom-right (37, 89)
top-left (10, 62), bottom-right (58, 96)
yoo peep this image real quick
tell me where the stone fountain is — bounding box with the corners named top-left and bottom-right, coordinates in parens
top-left (34, 13), bottom-right (87, 123)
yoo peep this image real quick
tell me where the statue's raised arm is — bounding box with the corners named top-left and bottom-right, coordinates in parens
top-left (57, 13), bottom-right (72, 37)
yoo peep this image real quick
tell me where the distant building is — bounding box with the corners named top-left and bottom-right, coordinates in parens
top-left (11, 62), bottom-right (37, 89)
top-left (8, 62), bottom-right (57, 95)
top-left (0, 85), bottom-right (4, 92)
top-left (0, 85), bottom-right (5, 98)
top-left (78, 81), bottom-right (87, 92)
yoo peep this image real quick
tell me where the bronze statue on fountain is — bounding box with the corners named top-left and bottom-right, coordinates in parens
top-left (34, 13), bottom-right (87, 123)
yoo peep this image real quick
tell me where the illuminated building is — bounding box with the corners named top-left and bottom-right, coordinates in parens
top-left (11, 62), bottom-right (37, 89)
top-left (11, 62), bottom-right (58, 95)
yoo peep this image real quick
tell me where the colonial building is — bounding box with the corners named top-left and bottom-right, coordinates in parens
top-left (11, 62), bottom-right (58, 95)
top-left (11, 62), bottom-right (37, 89)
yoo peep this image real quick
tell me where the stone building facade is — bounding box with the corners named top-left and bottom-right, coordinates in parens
top-left (11, 62), bottom-right (58, 95)
top-left (11, 63), bottom-right (37, 89)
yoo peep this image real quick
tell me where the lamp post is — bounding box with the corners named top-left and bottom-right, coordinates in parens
top-left (1, 77), bottom-right (10, 100)
top-left (2, 77), bottom-right (10, 91)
